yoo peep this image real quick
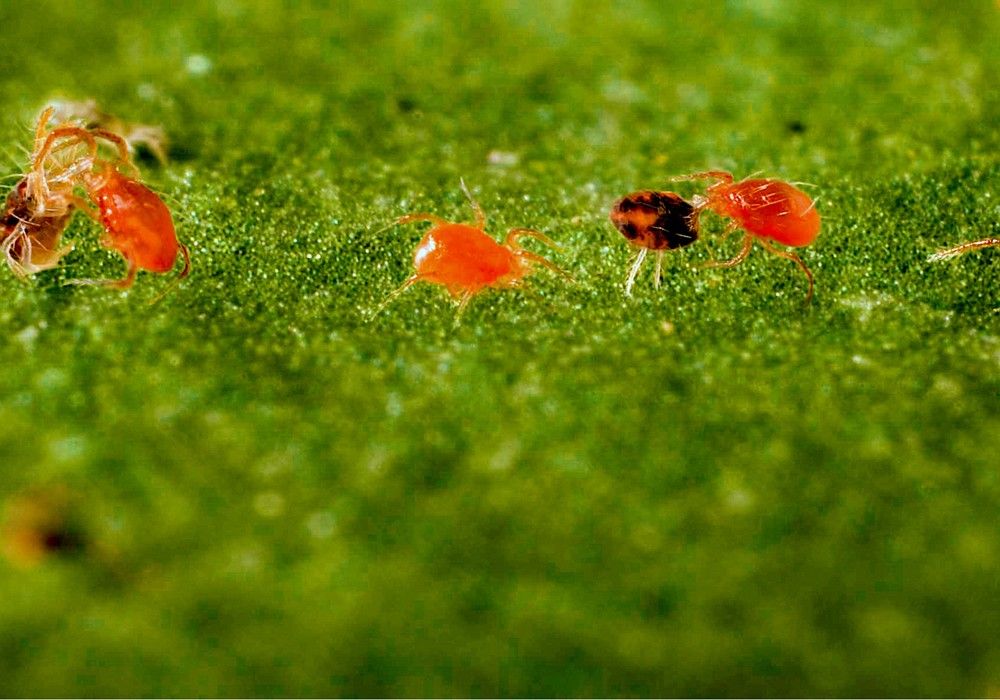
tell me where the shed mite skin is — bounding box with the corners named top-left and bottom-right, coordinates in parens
top-left (674, 170), bottom-right (821, 302)
top-left (2, 107), bottom-right (100, 276)
top-left (2, 180), bottom-right (75, 275)
top-left (378, 180), bottom-right (573, 318)
top-left (609, 190), bottom-right (699, 297)
top-left (48, 99), bottom-right (169, 164)
top-left (928, 237), bottom-right (1000, 262)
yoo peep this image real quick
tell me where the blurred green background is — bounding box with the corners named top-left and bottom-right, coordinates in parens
top-left (0, 0), bottom-right (998, 696)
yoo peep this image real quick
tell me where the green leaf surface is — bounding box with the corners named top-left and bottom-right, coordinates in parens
top-left (0, 1), bottom-right (998, 696)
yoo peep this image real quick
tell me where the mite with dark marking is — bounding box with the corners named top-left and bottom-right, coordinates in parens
top-left (609, 190), bottom-right (699, 296)
top-left (675, 170), bottom-right (821, 302)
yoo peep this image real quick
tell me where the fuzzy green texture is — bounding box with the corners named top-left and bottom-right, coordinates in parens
top-left (0, 0), bottom-right (998, 696)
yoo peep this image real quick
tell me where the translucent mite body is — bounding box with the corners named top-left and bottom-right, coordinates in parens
top-left (2, 180), bottom-right (75, 275)
top-left (1, 107), bottom-right (98, 275)
top-left (678, 170), bottom-right (821, 301)
top-left (380, 181), bottom-right (571, 316)
top-left (609, 190), bottom-right (699, 296)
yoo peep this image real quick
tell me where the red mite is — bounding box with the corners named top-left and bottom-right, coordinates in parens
top-left (380, 180), bottom-right (572, 316)
top-left (30, 121), bottom-right (191, 290)
top-left (609, 190), bottom-right (699, 296)
top-left (677, 170), bottom-right (821, 301)
top-left (80, 165), bottom-right (190, 288)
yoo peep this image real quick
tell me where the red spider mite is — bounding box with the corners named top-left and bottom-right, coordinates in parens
top-left (928, 237), bottom-right (1000, 262)
top-left (78, 163), bottom-right (191, 290)
top-left (675, 170), bottom-right (821, 302)
top-left (29, 115), bottom-right (191, 290)
top-left (609, 190), bottom-right (699, 296)
top-left (379, 180), bottom-right (572, 317)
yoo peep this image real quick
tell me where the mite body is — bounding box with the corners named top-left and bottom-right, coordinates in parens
top-left (381, 181), bottom-right (571, 316)
top-left (609, 190), bottom-right (699, 296)
top-left (81, 166), bottom-right (189, 288)
top-left (678, 170), bottom-right (821, 301)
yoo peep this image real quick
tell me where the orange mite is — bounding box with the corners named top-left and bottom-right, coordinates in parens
top-left (676, 170), bottom-right (821, 301)
top-left (78, 164), bottom-right (191, 289)
top-left (380, 180), bottom-right (572, 316)
top-left (609, 190), bottom-right (699, 296)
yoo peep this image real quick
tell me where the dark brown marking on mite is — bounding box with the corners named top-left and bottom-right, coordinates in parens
top-left (619, 221), bottom-right (639, 240)
top-left (3, 181), bottom-right (29, 229)
top-left (610, 190), bottom-right (699, 250)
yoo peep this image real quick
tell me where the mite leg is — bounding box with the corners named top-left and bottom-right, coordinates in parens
top-left (374, 274), bottom-right (422, 315)
top-left (44, 137), bottom-right (96, 185)
top-left (454, 288), bottom-right (475, 322)
top-left (515, 249), bottom-right (574, 283)
top-left (147, 243), bottom-right (193, 305)
top-left (2, 225), bottom-right (31, 277)
top-left (758, 238), bottom-right (814, 303)
top-left (65, 259), bottom-right (139, 289)
top-left (459, 178), bottom-right (486, 229)
top-left (669, 170), bottom-right (734, 186)
top-left (703, 232), bottom-right (754, 269)
top-left (32, 128), bottom-right (98, 171)
top-left (90, 128), bottom-right (139, 176)
top-left (699, 219), bottom-right (740, 259)
top-left (2, 222), bottom-right (73, 277)
top-left (504, 227), bottom-right (562, 251)
top-left (123, 125), bottom-right (169, 165)
top-left (388, 213), bottom-right (450, 230)
top-left (176, 242), bottom-right (192, 280)
top-left (624, 247), bottom-right (648, 297)
top-left (718, 220), bottom-right (741, 243)
top-left (653, 250), bottom-right (665, 289)
top-left (28, 128), bottom-right (98, 206)
top-left (113, 262), bottom-right (139, 289)
top-left (928, 237), bottom-right (1000, 262)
